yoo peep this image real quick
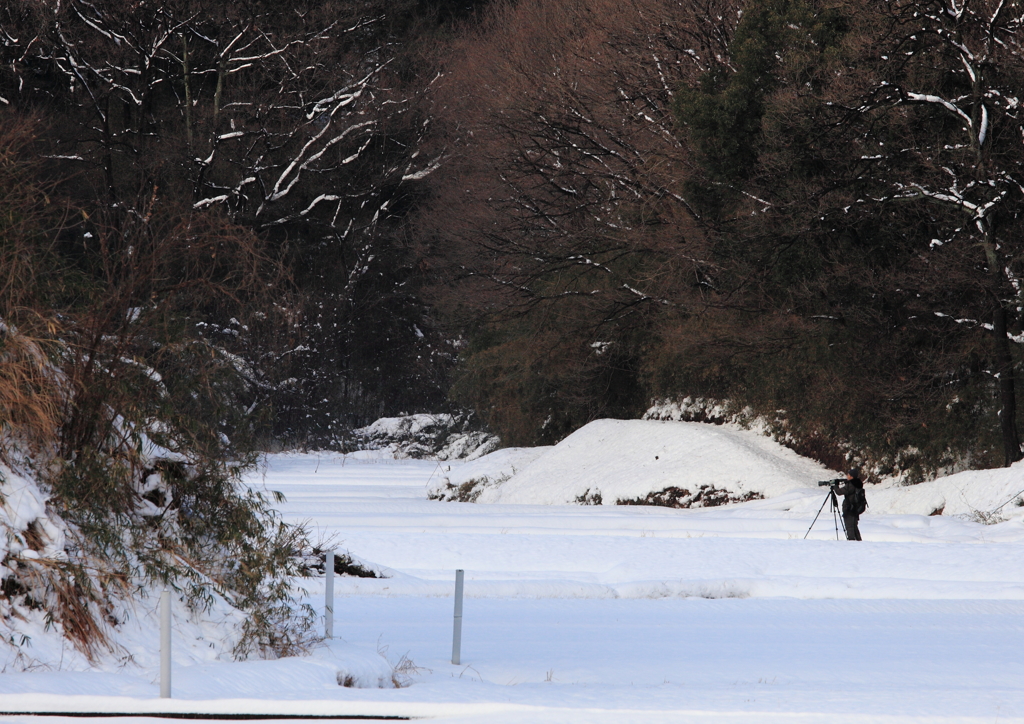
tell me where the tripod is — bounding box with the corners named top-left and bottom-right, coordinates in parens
top-left (803, 486), bottom-right (847, 540)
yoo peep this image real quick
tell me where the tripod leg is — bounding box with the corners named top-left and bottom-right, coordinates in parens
top-left (829, 489), bottom-right (847, 540)
top-left (803, 492), bottom-right (833, 540)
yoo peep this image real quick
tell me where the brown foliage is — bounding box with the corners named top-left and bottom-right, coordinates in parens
top-left (428, 0), bottom-right (718, 303)
top-left (421, 0), bottom-right (743, 441)
top-left (0, 326), bottom-right (62, 467)
top-left (0, 117), bottom-right (67, 466)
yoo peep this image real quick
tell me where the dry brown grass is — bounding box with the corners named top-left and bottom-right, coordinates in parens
top-left (50, 568), bottom-right (118, 662)
top-left (0, 119), bottom-right (67, 470)
top-left (8, 556), bottom-right (124, 663)
top-left (0, 324), bottom-right (63, 468)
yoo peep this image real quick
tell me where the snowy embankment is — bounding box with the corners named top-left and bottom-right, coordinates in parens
top-left (869, 465), bottom-right (1024, 520)
top-left (468, 419), bottom-right (836, 504)
top-left (431, 417), bottom-right (1024, 524)
top-left (0, 469), bottom-right (394, 686)
top-left (352, 413), bottom-right (499, 461)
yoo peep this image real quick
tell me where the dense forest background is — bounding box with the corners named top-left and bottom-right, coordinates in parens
top-left (4, 0), bottom-right (1024, 483)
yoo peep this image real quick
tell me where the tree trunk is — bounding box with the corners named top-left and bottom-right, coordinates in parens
top-left (992, 300), bottom-right (1022, 466)
top-left (182, 34), bottom-right (193, 152)
top-left (985, 217), bottom-right (1023, 466)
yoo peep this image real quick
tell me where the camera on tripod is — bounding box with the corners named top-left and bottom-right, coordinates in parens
top-left (805, 478), bottom-right (848, 540)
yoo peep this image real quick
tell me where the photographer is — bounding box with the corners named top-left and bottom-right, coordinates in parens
top-left (833, 468), bottom-right (866, 541)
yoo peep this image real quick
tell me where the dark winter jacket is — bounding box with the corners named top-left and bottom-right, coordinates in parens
top-left (835, 477), bottom-right (866, 518)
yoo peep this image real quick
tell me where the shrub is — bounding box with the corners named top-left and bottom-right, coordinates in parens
top-left (0, 116), bottom-right (314, 663)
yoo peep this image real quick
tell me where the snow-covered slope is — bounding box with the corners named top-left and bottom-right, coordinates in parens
top-left (438, 417), bottom-right (1024, 525)
top-left (473, 419), bottom-right (840, 505)
top-left (428, 446), bottom-right (552, 501)
top-left (869, 463), bottom-right (1024, 521)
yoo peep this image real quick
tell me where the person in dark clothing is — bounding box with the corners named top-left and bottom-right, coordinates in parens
top-left (833, 468), bottom-right (866, 541)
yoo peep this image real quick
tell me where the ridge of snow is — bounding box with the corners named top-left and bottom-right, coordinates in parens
top-left (474, 419), bottom-right (840, 505)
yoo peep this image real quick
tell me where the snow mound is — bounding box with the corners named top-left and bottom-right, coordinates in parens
top-left (475, 419), bottom-right (840, 505)
top-left (428, 447), bottom-right (552, 501)
top-left (0, 463), bottom-right (67, 564)
top-left (353, 414), bottom-right (499, 461)
top-left (870, 461), bottom-right (1024, 521)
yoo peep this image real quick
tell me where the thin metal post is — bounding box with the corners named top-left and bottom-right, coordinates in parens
top-left (325, 550), bottom-right (335, 639)
top-left (451, 569), bottom-right (464, 665)
top-left (160, 589), bottom-right (171, 698)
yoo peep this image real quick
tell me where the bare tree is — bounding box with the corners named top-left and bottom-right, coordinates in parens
top-left (422, 0), bottom-right (745, 441)
top-left (1, 0), bottom-right (451, 442)
top-left (827, 0), bottom-right (1024, 465)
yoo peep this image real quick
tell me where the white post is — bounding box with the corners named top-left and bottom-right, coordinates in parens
top-left (160, 589), bottom-right (171, 698)
top-left (325, 550), bottom-right (335, 639)
top-left (451, 569), bottom-right (464, 665)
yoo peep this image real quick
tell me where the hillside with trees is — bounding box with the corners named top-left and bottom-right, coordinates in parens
top-left (421, 0), bottom-right (1024, 480)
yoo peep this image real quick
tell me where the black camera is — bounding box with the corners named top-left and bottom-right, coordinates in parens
top-left (817, 478), bottom-right (844, 487)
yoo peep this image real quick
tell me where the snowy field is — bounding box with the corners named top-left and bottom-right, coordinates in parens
top-left (4, 420), bottom-right (1024, 722)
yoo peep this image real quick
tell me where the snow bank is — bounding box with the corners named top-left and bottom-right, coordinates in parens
top-left (423, 417), bottom-right (1024, 525)
top-left (870, 461), bottom-right (1024, 521)
top-left (353, 414), bottom-right (499, 461)
top-left (0, 463), bottom-right (67, 563)
top-left (475, 419), bottom-right (840, 505)
top-left (428, 447), bottom-right (552, 501)
top-left (0, 640), bottom-right (402, 703)
top-left (0, 454), bottom-right (319, 674)
top-left (0, 463), bottom-right (252, 673)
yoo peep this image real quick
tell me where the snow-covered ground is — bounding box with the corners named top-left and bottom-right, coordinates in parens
top-left (4, 420), bottom-right (1024, 722)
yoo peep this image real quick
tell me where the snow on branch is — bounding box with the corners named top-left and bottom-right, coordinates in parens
top-left (262, 118), bottom-right (376, 207)
top-left (935, 312), bottom-right (993, 331)
top-left (904, 92), bottom-right (973, 128)
top-left (194, 195), bottom-right (230, 209)
top-left (402, 155), bottom-right (444, 182)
